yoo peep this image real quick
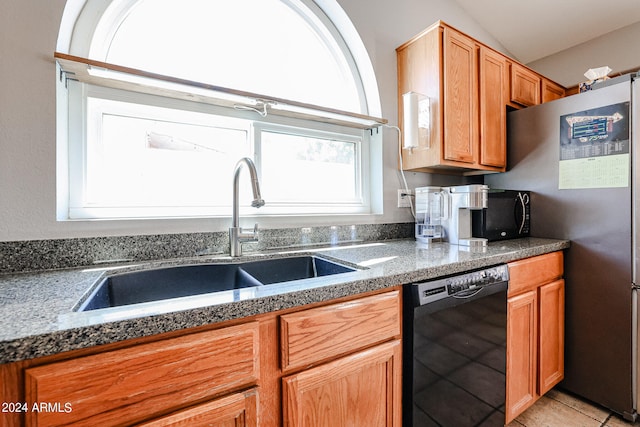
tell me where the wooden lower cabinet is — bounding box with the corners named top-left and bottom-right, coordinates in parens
top-left (1, 288), bottom-right (402, 427)
top-left (282, 340), bottom-right (401, 427)
top-left (280, 291), bottom-right (401, 372)
top-left (506, 290), bottom-right (538, 421)
top-left (139, 388), bottom-right (258, 427)
top-left (23, 323), bottom-right (260, 427)
top-left (280, 291), bottom-right (402, 427)
top-left (538, 279), bottom-right (565, 395)
top-left (506, 253), bottom-right (565, 423)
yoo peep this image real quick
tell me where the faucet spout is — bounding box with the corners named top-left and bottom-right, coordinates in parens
top-left (230, 157), bottom-right (265, 256)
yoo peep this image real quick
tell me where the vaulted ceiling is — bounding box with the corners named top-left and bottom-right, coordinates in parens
top-left (453, 0), bottom-right (640, 64)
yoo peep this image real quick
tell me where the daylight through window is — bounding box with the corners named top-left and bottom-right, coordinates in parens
top-left (58, 0), bottom-right (382, 219)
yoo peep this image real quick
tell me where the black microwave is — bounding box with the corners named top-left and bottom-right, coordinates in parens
top-left (472, 190), bottom-right (530, 241)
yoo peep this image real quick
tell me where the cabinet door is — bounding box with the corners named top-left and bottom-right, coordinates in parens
top-left (542, 79), bottom-right (565, 103)
top-left (443, 27), bottom-right (478, 165)
top-left (396, 25), bottom-right (443, 172)
top-left (506, 290), bottom-right (538, 424)
top-left (511, 63), bottom-right (540, 106)
top-left (539, 279), bottom-right (565, 394)
top-left (479, 47), bottom-right (507, 168)
top-left (282, 340), bottom-right (401, 427)
top-left (138, 389), bottom-right (258, 427)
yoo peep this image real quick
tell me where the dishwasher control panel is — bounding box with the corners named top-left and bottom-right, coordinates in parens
top-left (413, 264), bottom-right (509, 306)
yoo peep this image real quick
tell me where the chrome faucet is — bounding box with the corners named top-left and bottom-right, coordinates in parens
top-left (229, 157), bottom-right (265, 257)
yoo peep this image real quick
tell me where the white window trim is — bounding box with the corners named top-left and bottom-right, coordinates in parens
top-left (64, 82), bottom-right (373, 220)
top-left (68, 83), bottom-right (254, 219)
top-left (252, 122), bottom-right (370, 215)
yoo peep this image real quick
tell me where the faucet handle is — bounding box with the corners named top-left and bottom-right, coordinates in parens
top-left (237, 223), bottom-right (259, 242)
top-left (229, 224), bottom-right (260, 256)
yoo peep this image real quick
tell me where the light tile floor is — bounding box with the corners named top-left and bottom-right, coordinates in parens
top-left (508, 388), bottom-right (636, 427)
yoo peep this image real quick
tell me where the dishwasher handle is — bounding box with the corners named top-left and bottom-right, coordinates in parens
top-left (452, 287), bottom-right (484, 299)
top-left (410, 280), bottom-right (508, 314)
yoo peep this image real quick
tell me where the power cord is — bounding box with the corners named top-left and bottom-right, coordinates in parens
top-left (384, 124), bottom-right (416, 219)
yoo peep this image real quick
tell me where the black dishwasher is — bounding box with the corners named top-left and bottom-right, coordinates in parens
top-left (403, 264), bottom-right (509, 426)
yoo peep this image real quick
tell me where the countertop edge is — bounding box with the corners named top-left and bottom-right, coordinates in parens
top-left (0, 238), bottom-right (570, 364)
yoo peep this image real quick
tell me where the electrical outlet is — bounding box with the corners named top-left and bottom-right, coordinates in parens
top-left (397, 189), bottom-right (413, 208)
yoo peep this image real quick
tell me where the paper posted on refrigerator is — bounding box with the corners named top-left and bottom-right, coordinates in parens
top-left (558, 102), bottom-right (630, 189)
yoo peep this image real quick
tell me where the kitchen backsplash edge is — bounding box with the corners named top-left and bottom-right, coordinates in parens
top-left (0, 223), bottom-right (414, 274)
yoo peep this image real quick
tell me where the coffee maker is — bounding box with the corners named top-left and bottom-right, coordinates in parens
top-left (415, 184), bottom-right (489, 247)
top-left (441, 184), bottom-right (489, 247)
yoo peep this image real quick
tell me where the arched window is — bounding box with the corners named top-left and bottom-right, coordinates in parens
top-left (56, 0), bottom-right (383, 219)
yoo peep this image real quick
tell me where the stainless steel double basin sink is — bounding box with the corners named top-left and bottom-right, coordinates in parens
top-left (78, 256), bottom-right (357, 312)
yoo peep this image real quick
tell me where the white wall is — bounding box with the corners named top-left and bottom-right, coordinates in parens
top-left (0, 0), bottom-right (517, 242)
top-left (1, 0), bottom-right (68, 241)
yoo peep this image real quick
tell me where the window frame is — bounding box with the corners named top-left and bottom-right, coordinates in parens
top-left (252, 121), bottom-right (369, 215)
top-left (57, 0), bottom-right (384, 221)
top-left (65, 81), bottom-right (372, 220)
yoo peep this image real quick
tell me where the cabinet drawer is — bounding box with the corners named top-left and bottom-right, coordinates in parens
top-left (139, 388), bottom-right (258, 427)
top-left (508, 252), bottom-right (563, 296)
top-left (24, 322), bottom-right (259, 427)
top-left (280, 291), bottom-right (401, 371)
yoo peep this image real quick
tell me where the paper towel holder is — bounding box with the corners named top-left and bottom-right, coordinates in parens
top-left (402, 92), bottom-right (430, 149)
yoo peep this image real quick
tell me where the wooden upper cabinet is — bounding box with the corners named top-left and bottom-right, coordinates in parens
top-left (396, 22), bottom-right (511, 173)
top-left (479, 47), bottom-right (508, 168)
top-left (396, 24), bottom-right (446, 172)
top-left (542, 79), bottom-right (566, 103)
top-left (511, 63), bottom-right (541, 106)
top-left (397, 21), bottom-right (565, 173)
top-left (442, 27), bottom-right (478, 165)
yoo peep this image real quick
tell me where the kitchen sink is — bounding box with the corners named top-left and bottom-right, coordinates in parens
top-left (77, 256), bottom-right (356, 311)
top-left (240, 256), bottom-right (355, 284)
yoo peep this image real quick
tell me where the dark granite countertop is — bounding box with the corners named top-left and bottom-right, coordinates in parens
top-left (0, 237), bottom-right (569, 364)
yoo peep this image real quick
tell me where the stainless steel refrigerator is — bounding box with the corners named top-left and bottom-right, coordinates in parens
top-left (485, 73), bottom-right (639, 421)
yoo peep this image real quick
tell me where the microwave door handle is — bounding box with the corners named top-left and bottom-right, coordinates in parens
top-left (517, 193), bottom-right (527, 234)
